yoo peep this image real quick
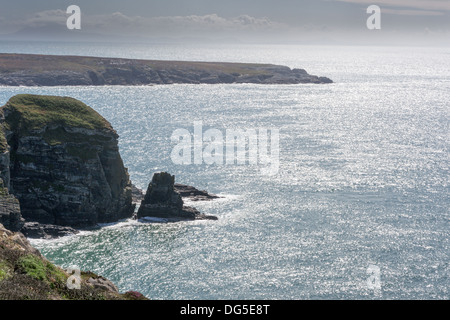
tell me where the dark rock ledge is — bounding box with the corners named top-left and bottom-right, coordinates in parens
top-left (20, 176), bottom-right (221, 239)
top-left (21, 222), bottom-right (80, 240)
top-left (174, 183), bottom-right (222, 201)
top-left (132, 182), bottom-right (221, 203)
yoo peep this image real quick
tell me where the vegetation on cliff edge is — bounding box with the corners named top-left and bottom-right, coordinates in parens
top-left (2, 94), bottom-right (113, 132)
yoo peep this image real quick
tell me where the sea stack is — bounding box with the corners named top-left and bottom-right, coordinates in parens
top-left (137, 172), bottom-right (218, 222)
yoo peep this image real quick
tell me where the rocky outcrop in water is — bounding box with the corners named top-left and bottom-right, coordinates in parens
top-left (137, 172), bottom-right (218, 222)
top-left (174, 183), bottom-right (221, 201)
top-left (0, 53), bottom-right (333, 86)
top-left (20, 222), bottom-right (80, 240)
top-left (0, 94), bottom-right (135, 230)
top-left (132, 182), bottom-right (221, 203)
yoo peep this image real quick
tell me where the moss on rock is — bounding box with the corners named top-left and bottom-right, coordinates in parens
top-left (0, 259), bottom-right (12, 282)
top-left (4, 94), bottom-right (113, 133)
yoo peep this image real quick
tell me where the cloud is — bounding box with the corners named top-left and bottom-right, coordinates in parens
top-left (1, 6), bottom-right (448, 45)
top-left (0, 9), bottom-right (67, 32)
top-left (382, 8), bottom-right (446, 16)
top-left (26, 9), bottom-right (67, 27)
top-left (86, 12), bottom-right (286, 35)
top-left (332, 0), bottom-right (450, 14)
top-left (0, 9), bottom-right (287, 38)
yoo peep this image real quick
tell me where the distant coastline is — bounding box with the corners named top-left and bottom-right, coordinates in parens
top-left (0, 53), bottom-right (333, 86)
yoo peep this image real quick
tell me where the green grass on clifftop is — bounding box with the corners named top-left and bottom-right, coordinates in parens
top-left (3, 94), bottom-right (113, 132)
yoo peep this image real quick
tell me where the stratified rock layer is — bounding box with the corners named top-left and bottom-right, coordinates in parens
top-left (0, 94), bottom-right (135, 228)
top-left (0, 179), bottom-right (23, 232)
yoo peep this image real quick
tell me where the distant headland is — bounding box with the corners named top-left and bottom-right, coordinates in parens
top-left (0, 53), bottom-right (333, 86)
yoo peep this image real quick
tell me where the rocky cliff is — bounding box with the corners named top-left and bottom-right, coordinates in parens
top-left (0, 94), bottom-right (135, 229)
top-left (0, 53), bottom-right (333, 86)
top-left (0, 179), bottom-right (23, 232)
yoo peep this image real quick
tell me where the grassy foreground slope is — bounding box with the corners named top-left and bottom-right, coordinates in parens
top-left (0, 223), bottom-right (147, 300)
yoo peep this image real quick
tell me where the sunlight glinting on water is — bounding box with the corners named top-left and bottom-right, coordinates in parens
top-left (1, 44), bottom-right (448, 299)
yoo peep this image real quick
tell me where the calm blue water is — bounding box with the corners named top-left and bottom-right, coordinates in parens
top-left (0, 42), bottom-right (449, 299)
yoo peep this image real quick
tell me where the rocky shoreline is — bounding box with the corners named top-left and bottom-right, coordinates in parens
top-left (0, 53), bottom-right (333, 86)
top-left (19, 179), bottom-right (220, 239)
top-left (2, 178), bottom-right (221, 240)
top-left (0, 67), bottom-right (328, 298)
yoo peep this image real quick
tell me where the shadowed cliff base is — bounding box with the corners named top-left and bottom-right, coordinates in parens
top-left (0, 53), bottom-right (333, 86)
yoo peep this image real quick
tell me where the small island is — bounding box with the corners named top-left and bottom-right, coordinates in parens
top-left (0, 53), bottom-right (333, 86)
top-left (137, 172), bottom-right (218, 223)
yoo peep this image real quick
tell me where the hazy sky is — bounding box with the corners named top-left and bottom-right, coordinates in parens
top-left (0, 0), bottom-right (449, 45)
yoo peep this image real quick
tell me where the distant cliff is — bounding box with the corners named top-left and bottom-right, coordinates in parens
top-left (0, 53), bottom-right (333, 86)
top-left (0, 94), bottom-right (135, 232)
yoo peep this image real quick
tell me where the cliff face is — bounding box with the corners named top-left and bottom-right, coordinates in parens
top-left (0, 94), bottom-right (134, 228)
top-left (0, 179), bottom-right (23, 232)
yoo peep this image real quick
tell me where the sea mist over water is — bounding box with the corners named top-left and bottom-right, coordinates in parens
top-left (1, 43), bottom-right (448, 299)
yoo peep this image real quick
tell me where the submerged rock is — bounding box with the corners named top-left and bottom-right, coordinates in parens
top-left (137, 172), bottom-right (218, 222)
top-left (174, 183), bottom-right (221, 201)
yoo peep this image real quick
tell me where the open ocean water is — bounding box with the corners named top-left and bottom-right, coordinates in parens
top-left (0, 42), bottom-right (449, 299)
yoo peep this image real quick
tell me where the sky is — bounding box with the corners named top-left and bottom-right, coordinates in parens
top-left (0, 0), bottom-right (449, 46)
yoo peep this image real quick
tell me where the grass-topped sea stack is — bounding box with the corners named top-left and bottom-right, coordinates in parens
top-left (0, 94), bottom-right (134, 228)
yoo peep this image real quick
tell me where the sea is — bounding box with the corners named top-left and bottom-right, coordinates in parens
top-left (0, 41), bottom-right (448, 300)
